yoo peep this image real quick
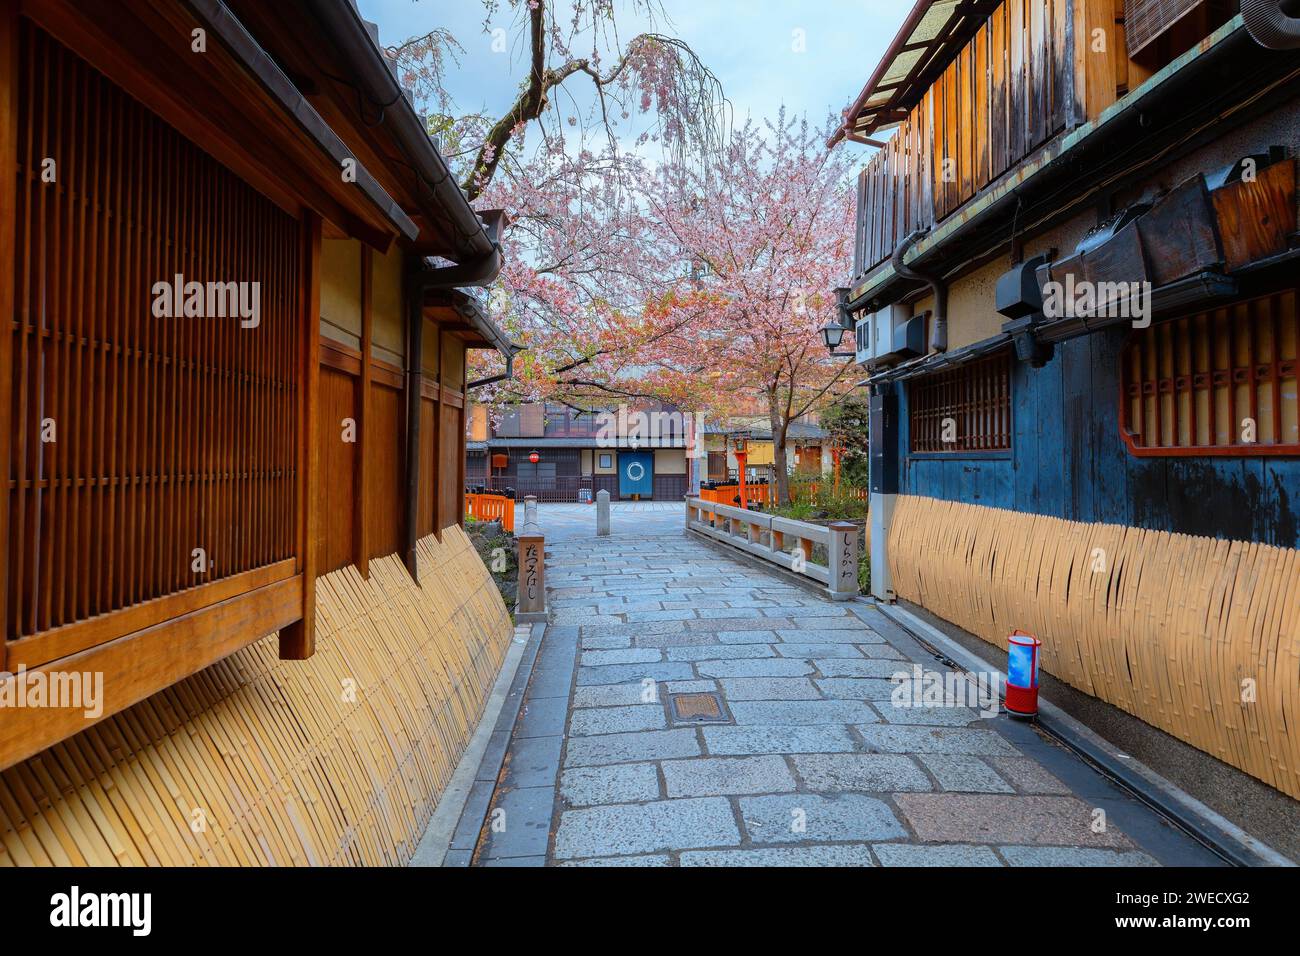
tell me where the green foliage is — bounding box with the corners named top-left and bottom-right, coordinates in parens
top-left (819, 392), bottom-right (871, 486)
top-left (775, 480), bottom-right (869, 521)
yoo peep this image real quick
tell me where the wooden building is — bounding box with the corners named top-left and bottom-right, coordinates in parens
top-left (467, 401), bottom-right (694, 502)
top-left (835, 1), bottom-right (1300, 798)
top-left (0, 0), bottom-right (515, 864)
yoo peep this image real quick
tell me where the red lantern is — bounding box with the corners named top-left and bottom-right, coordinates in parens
top-left (1005, 630), bottom-right (1042, 718)
top-left (528, 451), bottom-right (540, 464)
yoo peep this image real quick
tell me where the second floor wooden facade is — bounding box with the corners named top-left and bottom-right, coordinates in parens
top-left (841, 0), bottom-right (1241, 282)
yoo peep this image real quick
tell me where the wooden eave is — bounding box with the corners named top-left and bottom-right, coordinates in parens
top-left (848, 16), bottom-right (1295, 313)
top-left (22, 0), bottom-right (413, 252)
top-left (425, 293), bottom-right (513, 353)
top-left (831, 0), bottom-right (1001, 146)
top-left (224, 0), bottom-right (478, 261)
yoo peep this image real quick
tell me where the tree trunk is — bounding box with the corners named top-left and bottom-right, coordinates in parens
top-left (771, 407), bottom-right (790, 506)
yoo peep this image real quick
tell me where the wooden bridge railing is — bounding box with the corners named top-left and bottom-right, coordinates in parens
top-left (685, 497), bottom-right (860, 601)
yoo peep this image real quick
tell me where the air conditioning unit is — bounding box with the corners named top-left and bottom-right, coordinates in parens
top-left (854, 304), bottom-right (925, 368)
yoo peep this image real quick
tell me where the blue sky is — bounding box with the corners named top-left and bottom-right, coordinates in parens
top-left (356, 0), bottom-right (913, 165)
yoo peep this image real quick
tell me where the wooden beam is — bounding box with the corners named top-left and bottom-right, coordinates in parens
top-left (0, 575), bottom-right (302, 772)
top-left (4, 559), bottom-right (296, 669)
top-left (402, 263), bottom-right (423, 580)
top-left (0, 0), bottom-right (16, 670)
top-left (355, 244), bottom-right (373, 578)
top-left (279, 211), bottom-right (322, 660)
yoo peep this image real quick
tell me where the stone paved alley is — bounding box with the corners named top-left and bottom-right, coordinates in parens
top-left (463, 505), bottom-right (1218, 866)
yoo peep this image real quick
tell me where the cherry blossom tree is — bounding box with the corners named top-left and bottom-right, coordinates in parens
top-left (387, 0), bottom-right (731, 421)
top-left (637, 111), bottom-right (858, 504)
top-left (388, 0), bottom-right (728, 199)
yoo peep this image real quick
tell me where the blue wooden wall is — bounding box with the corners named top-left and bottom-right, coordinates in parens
top-left (898, 327), bottom-right (1300, 548)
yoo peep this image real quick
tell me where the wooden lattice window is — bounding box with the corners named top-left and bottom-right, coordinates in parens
top-left (909, 352), bottom-right (1013, 453)
top-left (6, 25), bottom-right (302, 643)
top-left (1121, 292), bottom-right (1300, 456)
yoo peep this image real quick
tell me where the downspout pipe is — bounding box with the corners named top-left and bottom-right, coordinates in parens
top-left (892, 228), bottom-right (948, 352)
top-left (467, 349), bottom-right (519, 390)
top-left (402, 249), bottom-right (503, 579)
top-left (311, 0), bottom-right (495, 260)
top-left (1243, 0), bottom-right (1300, 49)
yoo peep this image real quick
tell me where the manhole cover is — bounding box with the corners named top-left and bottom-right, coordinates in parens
top-left (670, 692), bottom-right (731, 724)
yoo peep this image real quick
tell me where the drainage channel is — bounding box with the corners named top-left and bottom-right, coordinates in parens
top-left (869, 599), bottom-right (1290, 868)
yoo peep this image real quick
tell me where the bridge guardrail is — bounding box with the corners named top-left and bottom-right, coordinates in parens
top-left (685, 497), bottom-right (860, 601)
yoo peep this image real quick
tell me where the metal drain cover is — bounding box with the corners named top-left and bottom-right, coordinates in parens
top-left (670, 692), bottom-right (731, 724)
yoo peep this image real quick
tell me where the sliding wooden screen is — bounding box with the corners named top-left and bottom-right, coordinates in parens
top-left (6, 24), bottom-right (300, 651)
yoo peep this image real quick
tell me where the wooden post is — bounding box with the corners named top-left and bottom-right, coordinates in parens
top-left (456, 339), bottom-right (466, 528)
top-left (402, 268), bottom-right (424, 581)
top-left (0, 0), bottom-right (16, 669)
top-left (827, 521), bottom-right (861, 602)
top-left (280, 211), bottom-right (322, 659)
top-left (735, 449), bottom-right (749, 509)
top-left (431, 325), bottom-right (443, 540)
top-left (354, 244), bottom-right (372, 578)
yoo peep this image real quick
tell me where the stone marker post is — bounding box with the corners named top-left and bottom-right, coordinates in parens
top-left (827, 521), bottom-right (861, 602)
top-left (596, 489), bottom-right (611, 537)
top-left (514, 503), bottom-right (547, 623)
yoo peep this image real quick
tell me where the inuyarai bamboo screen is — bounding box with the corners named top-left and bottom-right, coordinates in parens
top-left (7, 24), bottom-right (301, 643)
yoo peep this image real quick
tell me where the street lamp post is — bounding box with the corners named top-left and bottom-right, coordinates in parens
top-left (821, 287), bottom-right (857, 359)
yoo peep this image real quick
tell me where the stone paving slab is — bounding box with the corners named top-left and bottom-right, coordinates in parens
top-left (727, 700), bottom-right (878, 726)
top-left (873, 843), bottom-right (1003, 867)
top-left (738, 794), bottom-right (907, 844)
top-left (554, 798), bottom-right (741, 859)
top-left (666, 643), bottom-right (775, 661)
top-left (919, 754), bottom-right (1015, 793)
top-left (661, 756), bottom-right (796, 797)
top-left (717, 677), bottom-right (823, 700)
top-left (680, 845), bottom-right (878, 867)
top-left (560, 764), bottom-right (661, 806)
top-left (791, 753), bottom-right (932, 792)
top-left (564, 729), bottom-right (702, 767)
top-left (476, 511), bottom-right (1216, 867)
top-left (569, 705), bottom-right (667, 736)
top-left (856, 725), bottom-right (1022, 756)
top-left (893, 793), bottom-right (1134, 847)
top-left (702, 725), bottom-right (856, 755)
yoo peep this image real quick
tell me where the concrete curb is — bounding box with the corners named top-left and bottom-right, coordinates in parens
top-left (409, 622), bottom-right (540, 867)
top-left (866, 597), bottom-right (1294, 868)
